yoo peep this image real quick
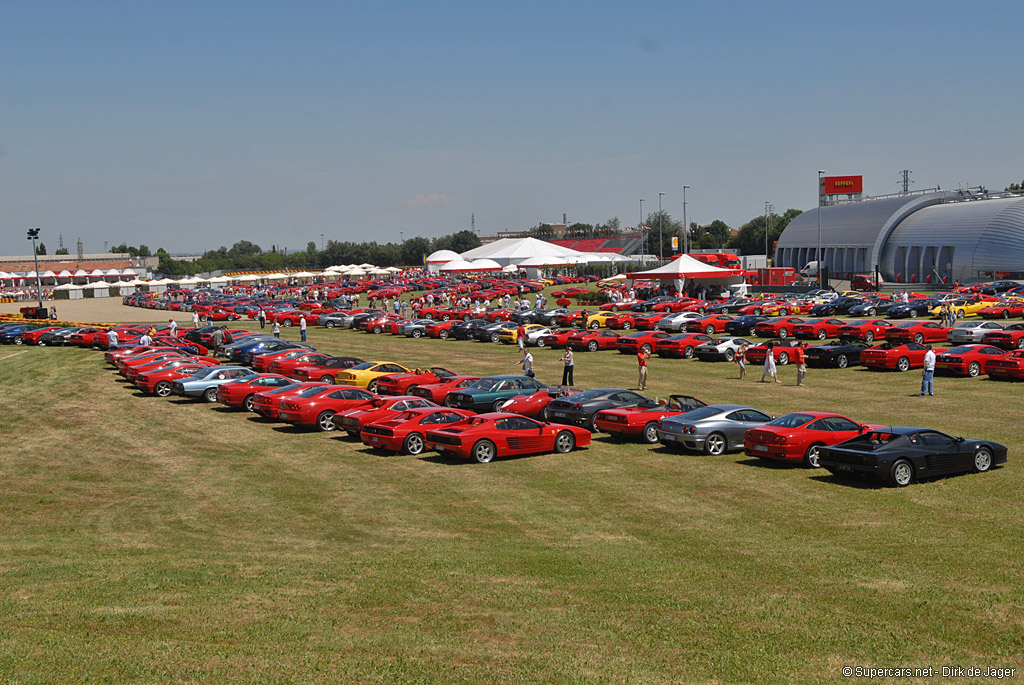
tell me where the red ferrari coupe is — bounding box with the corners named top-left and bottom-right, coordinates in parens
top-left (986, 349), bottom-right (1024, 380)
top-left (933, 344), bottom-right (1007, 377)
top-left (251, 383), bottom-right (326, 419)
top-left (425, 413), bottom-right (592, 463)
top-left (217, 374), bottom-right (296, 410)
top-left (375, 367), bottom-right (458, 396)
top-left (409, 376), bottom-right (482, 405)
top-left (361, 407), bottom-right (475, 455)
top-left (654, 333), bottom-right (713, 358)
top-left (860, 342), bottom-right (931, 371)
top-left (333, 396), bottom-right (439, 435)
top-left (498, 387), bottom-right (581, 420)
top-left (278, 385), bottom-right (377, 431)
top-left (744, 412), bottom-right (876, 467)
top-left (884, 321), bottom-right (950, 345)
top-left (594, 394), bottom-right (707, 443)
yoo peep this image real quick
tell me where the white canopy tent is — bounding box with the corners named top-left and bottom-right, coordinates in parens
top-left (426, 249), bottom-right (460, 272)
top-left (624, 254), bottom-right (745, 295)
top-left (52, 283), bottom-right (85, 300)
top-left (459, 237), bottom-right (585, 267)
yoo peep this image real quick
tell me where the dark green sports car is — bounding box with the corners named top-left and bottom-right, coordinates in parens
top-left (446, 375), bottom-right (548, 413)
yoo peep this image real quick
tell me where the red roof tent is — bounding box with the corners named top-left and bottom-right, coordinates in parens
top-left (625, 254), bottom-right (744, 280)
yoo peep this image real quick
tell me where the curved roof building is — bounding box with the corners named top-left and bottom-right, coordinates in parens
top-left (775, 191), bottom-right (1024, 283)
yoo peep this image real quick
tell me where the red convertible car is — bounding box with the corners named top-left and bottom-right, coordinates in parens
top-left (498, 387), bottom-right (581, 420)
top-left (792, 318), bottom-right (846, 340)
top-left (566, 329), bottom-right (621, 352)
top-left (986, 349), bottom-right (1024, 380)
top-left (981, 323), bottom-right (1024, 350)
top-left (654, 333), bottom-right (713, 358)
top-left (594, 394), bottom-right (707, 443)
top-left (615, 331), bottom-right (672, 354)
top-left (752, 317), bottom-right (805, 339)
top-left (361, 407), bottom-right (476, 455)
top-left (860, 341), bottom-right (931, 371)
top-left (278, 385), bottom-right (377, 431)
top-left (251, 382), bottom-right (327, 419)
top-left (744, 411), bottom-right (876, 467)
top-left (836, 319), bottom-right (895, 342)
top-left (216, 374), bottom-right (297, 410)
top-left (409, 375), bottom-right (482, 404)
top-left (425, 413), bottom-right (592, 463)
top-left (933, 344), bottom-right (1007, 377)
top-left (884, 321), bottom-right (950, 345)
top-left (333, 396), bottom-right (439, 435)
top-left (375, 367), bottom-right (459, 395)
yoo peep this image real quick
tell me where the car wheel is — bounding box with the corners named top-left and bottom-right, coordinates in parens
top-left (403, 433), bottom-right (426, 455)
top-left (724, 349), bottom-right (735, 361)
top-left (642, 422), bottom-right (659, 444)
top-left (703, 325), bottom-right (714, 335)
top-left (753, 308), bottom-right (762, 316)
top-left (973, 446), bottom-right (993, 472)
top-left (372, 325), bottom-right (382, 334)
top-left (463, 314), bottom-right (472, 321)
top-left (778, 352), bottom-right (789, 365)
top-left (472, 439), bottom-right (496, 463)
top-left (867, 308), bottom-right (876, 316)
top-left (282, 319), bottom-right (292, 327)
top-left (490, 333), bottom-right (500, 343)
top-left (622, 321), bottom-right (632, 330)
top-left (587, 341), bottom-right (598, 352)
top-left (14, 338), bottom-right (23, 345)
top-left (778, 328), bottom-right (788, 339)
top-left (896, 356), bottom-right (910, 372)
top-left (1002, 310), bottom-right (1010, 319)
top-left (611, 305), bottom-right (619, 312)
top-left (803, 443), bottom-right (823, 468)
top-left (864, 332), bottom-right (874, 342)
top-left (326, 321), bottom-right (336, 328)
top-left (1017, 338), bottom-right (1024, 350)
top-left (412, 329), bottom-right (423, 338)
top-left (836, 354), bottom-right (849, 369)
top-left (203, 387), bottom-right (218, 403)
top-left (439, 330), bottom-right (449, 339)
top-left (492, 399), bottom-right (505, 412)
top-left (154, 381), bottom-right (172, 397)
top-left (317, 411), bottom-right (336, 432)
top-left (444, 396), bottom-right (456, 407)
top-left (957, 309), bottom-right (965, 319)
top-left (367, 380), bottom-right (379, 393)
top-left (554, 431), bottom-right (576, 453)
top-left (243, 394), bottom-right (256, 412)
top-left (888, 458), bottom-right (913, 487)
top-left (320, 375), bottom-right (334, 384)
top-left (684, 345), bottom-right (695, 359)
top-left (589, 322), bottom-right (599, 330)
top-left (968, 361), bottom-right (981, 377)
top-left (719, 308), bottom-right (729, 315)
top-left (817, 329), bottom-right (827, 340)
top-left (704, 432), bottom-right (727, 456)
top-left (586, 414), bottom-right (598, 432)
top-left (913, 333), bottom-right (924, 344)
top-left (778, 309), bottom-right (788, 316)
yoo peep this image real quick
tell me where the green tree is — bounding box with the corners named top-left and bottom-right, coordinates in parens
top-left (1006, 180), bottom-right (1023, 193)
top-left (401, 236), bottom-right (431, 267)
top-left (55, 247), bottom-right (69, 255)
top-left (137, 244), bottom-right (151, 258)
top-left (35, 242), bottom-right (46, 255)
top-left (728, 208), bottom-right (802, 256)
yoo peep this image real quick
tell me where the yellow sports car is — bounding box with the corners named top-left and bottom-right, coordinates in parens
top-left (585, 311), bottom-right (618, 329)
top-left (336, 361), bottom-right (411, 391)
top-left (498, 323), bottom-right (548, 344)
top-left (928, 299), bottom-right (992, 319)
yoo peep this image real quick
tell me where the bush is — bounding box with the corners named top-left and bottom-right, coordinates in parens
top-left (576, 290), bottom-right (610, 305)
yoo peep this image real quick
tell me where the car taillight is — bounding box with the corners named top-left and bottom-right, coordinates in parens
top-left (572, 403), bottom-right (582, 410)
top-left (776, 435), bottom-right (787, 445)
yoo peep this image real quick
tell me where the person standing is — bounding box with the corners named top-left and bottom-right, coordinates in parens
top-left (637, 348), bottom-right (649, 390)
top-left (299, 314), bottom-right (307, 342)
top-left (560, 347), bottom-right (574, 387)
top-left (138, 331), bottom-right (153, 347)
top-left (760, 342), bottom-right (780, 383)
top-left (212, 327), bottom-right (225, 355)
top-left (106, 328), bottom-right (119, 350)
top-left (794, 341), bottom-right (807, 386)
top-left (921, 344), bottom-right (936, 396)
top-left (272, 320), bottom-right (281, 339)
top-left (257, 308), bottom-right (266, 329)
top-left (516, 324), bottom-right (526, 351)
top-left (192, 310), bottom-right (200, 328)
top-left (168, 318), bottom-right (178, 337)
top-left (515, 348), bottom-right (535, 379)
top-left (735, 341), bottom-right (749, 380)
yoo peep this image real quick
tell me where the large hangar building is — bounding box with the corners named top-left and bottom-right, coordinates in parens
top-left (774, 189), bottom-right (1024, 283)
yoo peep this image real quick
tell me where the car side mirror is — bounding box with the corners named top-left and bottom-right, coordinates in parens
top-left (956, 436), bottom-right (964, 443)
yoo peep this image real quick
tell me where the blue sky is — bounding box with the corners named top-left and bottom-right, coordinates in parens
top-left (2, 1), bottom-right (1022, 256)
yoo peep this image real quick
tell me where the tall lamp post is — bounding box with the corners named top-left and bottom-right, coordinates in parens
top-left (658, 192), bottom-right (665, 261)
top-left (639, 198), bottom-right (646, 263)
top-left (320, 233), bottom-right (324, 251)
top-left (682, 185), bottom-right (690, 254)
top-left (817, 170), bottom-right (825, 287)
top-left (27, 228), bottom-right (44, 310)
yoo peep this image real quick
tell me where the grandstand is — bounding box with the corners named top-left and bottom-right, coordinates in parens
top-left (546, 235), bottom-right (645, 255)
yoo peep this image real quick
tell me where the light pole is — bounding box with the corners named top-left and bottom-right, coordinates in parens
top-left (817, 170), bottom-right (825, 286)
top-left (658, 192), bottom-right (665, 261)
top-left (765, 201), bottom-right (770, 261)
top-left (320, 233), bottom-right (324, 251)
top-left (639, 198), bottom-right (646, 262)
top-left (682, 185), bottom-right (690, 254)
top-left (26, 228), bottom-right (44, 310)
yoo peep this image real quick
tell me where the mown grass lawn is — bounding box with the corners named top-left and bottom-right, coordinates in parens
top-left (1, 306), bottom-right (1023, 682)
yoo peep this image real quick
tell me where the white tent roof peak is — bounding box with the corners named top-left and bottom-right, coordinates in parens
top-left (426, 249), bottom-right (460, 263)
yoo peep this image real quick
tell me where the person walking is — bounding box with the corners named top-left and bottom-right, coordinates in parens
top-left (637, 348), bottom-right (650, 390)
top-left (515, 348), bottom-right (535, 379)
top-left (735, 341), bottom-right (749, 379)
top-left (168, 318), bottom-right (178, 337)
top-left (760, 342), bottom-right (780, 383)
top-left (560, 347), bottom-right (574, 387)
top-left (272, 320), bottom-right (281, 339)
top-left (921, 344), bottom-right (936, 396)
top-left (794, 341), bottom-right (807, 386)
top-left (299, 314), bottom-right (307, 342)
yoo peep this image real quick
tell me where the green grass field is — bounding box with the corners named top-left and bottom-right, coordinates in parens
top-left (2, 298), bottom-right (1023, 682)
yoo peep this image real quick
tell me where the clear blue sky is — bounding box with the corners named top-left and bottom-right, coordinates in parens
top-left (2, 0), bottom-right (1022, 256)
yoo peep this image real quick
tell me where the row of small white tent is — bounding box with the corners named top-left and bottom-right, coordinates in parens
top-left (0, 268), bottom-right (141, 280)
top-left (324, 264), bottom-right (403, 277)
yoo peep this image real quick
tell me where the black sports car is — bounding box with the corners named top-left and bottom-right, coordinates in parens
top-left (807, 297), bottom-right (864, 316)
top-left (449, 319), bottom-right (491, 340)
top-left (818, 426), bottom-right (1007, 487)
top-left (847, 299), bottom-right (897, 317)
top-left (546, 388), bottom-right (651, 430)
top-left (885, 299), bottom-right (939, 319)
top-left (803, 340), bottom-right (871, 368)
top-left (723, 315), bottom-right (769, 336)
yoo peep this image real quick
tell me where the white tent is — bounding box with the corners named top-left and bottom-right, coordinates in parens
top-left (291, 271), bottom-right (317, 279)
top-left (625, 254), bottom-right (744, 293)
top-left (208, 275), bottom-right (232, 284)
top-left (52, 283), bottom-right (84, 300)
top-left (236, 274), bottom-right (261, 282)
top-left (265, 273), bottom-right (288, 281)
top-left (459, 236), bottom-right (584, 266)
top-left (56, 269), bottom-right (73, 280)
top-left (83, 281), bottom-right (110, 298)
top-left (438, 258), bottom-right (477, 273)
top-left (426, 249), bottom-right (460, 272)
top-left (345, 268), bottom-right (367, 277)
top-left (469, 258), bottom-right (502, 271)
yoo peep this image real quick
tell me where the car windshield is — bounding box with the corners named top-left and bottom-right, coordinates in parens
top-left (765, 413), bottom-right (815, 428)
top-left (668, 406), bottom-right (723, 421)
top-left (349, 362), bottom-right (379, 370)
top-left (295, 385), bottom-right (330, 398)
top-left (944, 346), bottom-right (976, 354)
top-left (571, 390), bottom-right (615, 401)
top-left (467, 378), bottom-right (498, 391)
top-left (954, 323), bottom-right (974, 329)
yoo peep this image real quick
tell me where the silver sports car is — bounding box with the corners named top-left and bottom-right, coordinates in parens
top-left (658, 404), bottom-right (773, 455)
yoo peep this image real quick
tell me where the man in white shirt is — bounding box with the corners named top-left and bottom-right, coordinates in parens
top-left (106, 329), bottom-right (119, 350)
top-left (920, 345), bottom-right (936, 396)
top-left (299, 314), bottom-right (307, 342)
top-left (192, 311), bottom-right (200, 327)
top-left (515, 349), bottom-right (535, 379)
top-left (168, 319), bottom-right (178, 337)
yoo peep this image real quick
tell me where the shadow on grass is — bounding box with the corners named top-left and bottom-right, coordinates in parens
top-left (735, 457), bottom-right (804, 470)
top-left (808, 473), bottom-right (882, 490)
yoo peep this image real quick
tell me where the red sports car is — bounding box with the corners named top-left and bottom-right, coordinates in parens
top-left (361, 407), bottom-right (476, 455)
top-left (594, 394), bottom-right (707, 443)
top-left (604, 311), bottom-right (647, 330)
top-left (986, 349), bottom-right (1024, 380)
top-left (744, 412), bottom-right (876, 467)
top-left (633, 312), bottom-right (671, 330)
top-left (197, 307), bottom-right (241, 322)
top-left (599, 299), bottom-right (641, 312)
top-left (135, 362), bottom-right (213, 397)
top-left (792, 318), bottom-right (846, 340)
top-left (127, 354), bottom-right (218, 382)
top-left (978, 301), bottom-right (1024, 319)
top-left (566, 329), bottom-right (621, 351)
top-left (409, 376), bottom-right (482, 404)
top-left (251, 348), bottom-right (313, 373)
top-left (333, 396), bottom-right (439, 435)
top-left (744, 339), bottom-right (802, 365)
top-left (933, 344), bottom-right (1007, 377)
top-left (554, 310), bottom-right (588, 327)
top-left (278, 385), bottom-right (377, 431)
top-left (251, 382), bottom-right (327, 419)
top-left (291, 357), bottom-right (366, 383)
top-left (484, 308), bottom-right (517, 322)
top-left (752, 317), bottom-right (806, 339)
top-left (375, 367), bottom-right (459, 395)
top-left (425, 413), bottom-right (592, 463)
top-left (860, 342), bottom-right (931, 371)
top-left (498, 387), bottom-right (581, 420)
top-left (615, 331), bottom-right (672, 354)
top-left (836, 319), bottom-right (895, 342)
top-left (17, 326), bottom-right (62, 345)
top-left (883, 321), bottom-right (951, 345)
top-left (119, 351), bottom-right (192, 377)
top-left (654, 333), bottom-right (714, 358)
top-left (270, 310), bottom-right (319, 327)
top-left (538, 329), bottom-right (577, 348)
top-left (216, 374), bottom-right (297, 410)
top-left (424, 320), bottom-right (457, 339)
top-left (268, 352), bottom-right (336, 377)
top-left (981, 323), bottom-right (1024, 350)
top-left (685, 314), bottom-right (734, 336)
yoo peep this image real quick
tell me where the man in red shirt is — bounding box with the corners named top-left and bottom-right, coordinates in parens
top-left (516, 324), bottom-right (526, 351)
top-left (793, 341), bottom-right (807, 386)
top-left (637, 348), bottom-right (650, 390)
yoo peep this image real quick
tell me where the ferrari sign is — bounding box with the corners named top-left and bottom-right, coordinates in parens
top-left (820, 175), bottom-right (863, 195)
